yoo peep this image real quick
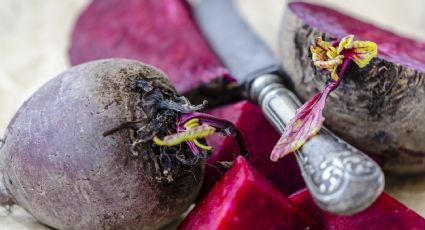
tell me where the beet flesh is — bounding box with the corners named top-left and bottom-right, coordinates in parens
top-left (0, 59), bottom-right (203, 229)
top-left (280, 2), bottom-right (425, 173)
top-left (290, 189), bottom-right (425, 230)
top-left (69, 0), bottom-right (230, 94)
top-left (178, 156), bottom-right (319, 230)
top-left (198, 101), bottom-right (305, 200)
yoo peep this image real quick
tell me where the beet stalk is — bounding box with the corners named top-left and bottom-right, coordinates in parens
top-left (272, 34), bottom-right (377, 160)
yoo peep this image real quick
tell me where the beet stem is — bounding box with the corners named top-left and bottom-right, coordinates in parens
top-left (271, 35), bottom-right (377, 159)
top-left (154, 112), bottom-right (247, 159)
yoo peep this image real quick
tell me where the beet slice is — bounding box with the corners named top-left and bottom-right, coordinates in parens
top-left (279, 2), bottom-right (425, 173)
top-left (69, 0), bottom-right (230, 93)
top-left (179, 156), bottom-right (319, 230)
top-left (198, 101), bottom-right (305, 200)
top-left (290, 189), bottom-right (425, 230)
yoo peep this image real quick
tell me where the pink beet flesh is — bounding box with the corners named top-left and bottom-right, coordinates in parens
top-left (69, 0), bottom-right (230, 93)
top-left (290, 189), bottom-right (425, 230)
top-left (290, 2), bottom-right (425, 73)
top-left (199, 101), bottom-right (305, 199)
top-left (179, 156), bottom-right (319, 230)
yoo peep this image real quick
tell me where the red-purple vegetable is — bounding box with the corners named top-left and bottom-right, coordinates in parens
top-left (290, 189), bottom-right (425, 229)
top-left (0, 59), bottom-right (243, 229)
top-left (272, 35), bottom-right (377, 160)
top-left (69, 0), bottom-right (231, 94)
top-left (198, 101), bottom-right (305, 200)
top-left (178, 156), bottom-right (319, 230)
top-left (280, 2), bottom-right (425, 173)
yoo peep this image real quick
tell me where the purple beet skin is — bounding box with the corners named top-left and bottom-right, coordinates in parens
top-left (197, 101), bottom-right (305, 200)
top-left (0, 59), bottom-right (204, 229)
top-left (280, 2), bottom-right (425, 173)
top-left (69, 0), bottom-right (230, 93)
top-left (290, 189), bottom-right (425, 230)
top-left (178, 156), bottom-right (319, 230)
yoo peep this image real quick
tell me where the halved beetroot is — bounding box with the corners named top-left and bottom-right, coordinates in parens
top-left (290, 189), bottom-right (425, 230)
top-left (178, 156), bottom-right (319, 230)
top-left (69, 0), bottom-right (230, 93)
top-left (199, 101), bottom-right (305, 199)
top-left (280, 2), bottom-right (425, 173)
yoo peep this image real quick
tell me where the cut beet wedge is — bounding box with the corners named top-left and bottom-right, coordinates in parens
top-left (179, 156), bottom-right (319, 230)
top-left (280, 2), bottom-right (425, 173)
top-left (198, 101), bottom-right (305, 200)
top-left (69, 0), bottom-right (231, 94)
top-left (290, 189), bottom-right (425, 230)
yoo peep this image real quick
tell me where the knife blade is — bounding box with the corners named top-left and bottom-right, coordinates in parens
top-left (193, 0), bottom-right (384, 215)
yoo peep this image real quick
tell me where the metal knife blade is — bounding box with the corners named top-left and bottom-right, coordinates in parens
top-left (194, 0), bottom-right (279, 88)
top-left (193, 0), bottom-right (384, 215)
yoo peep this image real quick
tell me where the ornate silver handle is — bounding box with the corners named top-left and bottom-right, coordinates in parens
top-left (250, 74), bottom-right (385, 215)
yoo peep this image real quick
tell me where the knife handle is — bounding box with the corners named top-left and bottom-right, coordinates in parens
top-left (250, 74), bottom-right (385, 215)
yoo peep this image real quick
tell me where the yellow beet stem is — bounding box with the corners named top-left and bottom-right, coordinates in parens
top-left (193, 139), bottom-right (212, 150)
top-left (153, 124), bottom-right (216, 147)
top-left (183, 118), bottom-right (200, 128)
top-left (310, 34), bottom-right (377, 81)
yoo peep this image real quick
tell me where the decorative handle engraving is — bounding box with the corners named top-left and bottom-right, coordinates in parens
top-left (251, 74), bottom-right (384, 215)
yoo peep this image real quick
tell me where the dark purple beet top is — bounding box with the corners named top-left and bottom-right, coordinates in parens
top-left (289, 2), bottom-right (425, 73)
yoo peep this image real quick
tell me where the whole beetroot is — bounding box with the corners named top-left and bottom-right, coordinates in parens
top-left (0, 59), bottom-right (207, 229)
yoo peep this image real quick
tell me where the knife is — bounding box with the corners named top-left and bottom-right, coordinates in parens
top-left (193, 0), bottom-right (384, 215)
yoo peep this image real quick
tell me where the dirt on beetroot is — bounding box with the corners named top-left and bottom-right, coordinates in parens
top-left (103, 73), bottom-right (208, 183)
